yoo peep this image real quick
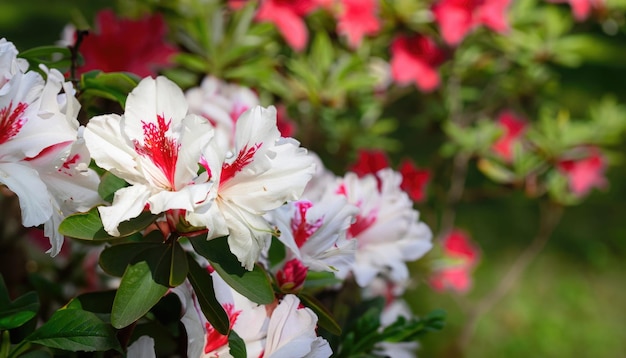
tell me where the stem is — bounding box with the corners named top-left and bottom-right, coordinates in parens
top-left (456, 201), bottom-right (563, 352)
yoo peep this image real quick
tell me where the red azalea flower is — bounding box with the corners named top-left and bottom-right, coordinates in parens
top-left (228, 0), bottom-right (249, 10)
top-left (390, 34), bottom-right (445, 92)
top-left (256, 0), bottom-right (321, 51)
top-left (276, 105), bottom-right (297, 137)
top-left (558, 147), bottom-right (607, 196)
top-left (76, 10), bottom-right (178, 77)
top-left (349, 149), bottom-right (390, 177)
top-left (492, 111), bottom-right (527, 162)
top-left (430, 229), bottom-right (480, 294)
top-left (336, 0), bottom-right (381, 48)
top-left (399, 159), bottom-right (430, 202)
top-left (432, 0), bottom-right (511, 46)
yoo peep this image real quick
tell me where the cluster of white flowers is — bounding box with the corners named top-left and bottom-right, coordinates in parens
top-left (0, 38), bottom-right (100, 256)
top-left (1, 38), bottom-right (433, 357)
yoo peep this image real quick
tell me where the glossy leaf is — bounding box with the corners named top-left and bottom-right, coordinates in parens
top-left (186, 254), bottom-right (230, 335)
top-left (99, 242), bottom-right (163, 277)
top-left (145, 242), bottom-right (189, 287)
top-left (97, 172), bottom-right (128, 203)
top-left (189, 236), bottom-right (274, 304)
top-left (80, 71), bottom-right (140, 106)
top-left (26, 309), bottom-right (121, 352)
top-left (228, 330), bottom-right (247, 358)
top-left (0, 277), bottom-right (39, 330)
top-left (59, 207), bottom-right (158, 241)
top-left (111, 261), bottom-right (168, 329)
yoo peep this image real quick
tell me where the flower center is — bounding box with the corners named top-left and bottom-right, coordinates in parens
top-left (220, 143), bottom-right (262, 184)
top-left (133, 114), bottom-right (180, 189)
top-left (291, 201), bottom-right (323, 248)
top-left (0, 101), bottom-right (27, 145)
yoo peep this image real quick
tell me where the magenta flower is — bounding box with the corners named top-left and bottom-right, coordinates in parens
top-left (256, 0), bottom-right (321, 51)
top-left (558, 147), bottom-right (607, 196)
top-left (432, 0), bottom-right (511, 46)
top-left (74, 10), bottom-right (178, 77)
top-left (336, 0), bottom-right (381, 48)
top-left (430, 229), bottom-right (480, 294)
top-left (492, 110), bottom-right (527, 162)
top-left (390, 34), bottom-right (445, 92)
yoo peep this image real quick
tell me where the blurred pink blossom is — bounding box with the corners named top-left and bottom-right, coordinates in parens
top-left (558, 147), bottom-right (607, 196)
top-left (72, 10), bottom-right (178, 77)
top-left (349, 149), bottom-right (389, 177)
top-left (547, 0), bottom-right (604, 21)
top-left (336, 0), bottom-right (381, 48)
top-left (492, 111), bottom-right (527, 162)
top-left (430, 229), bottom-right (480, 294)
top-left (432, 0), bottom-right (510, 46)
top-left (256, 0), bottom-right (321, 51)
top-left (399, 159), bottom-right (430, 202)
top-left (390, 34), bottom-right (445, 92)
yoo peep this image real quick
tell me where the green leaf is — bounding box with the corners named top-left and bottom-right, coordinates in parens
top-left (97, 172), bottom-right (128, 203)
top-left (80, 71), bottom-right (140, 106)
top-left (267, 236), bottom-right (286, 269)
top-left (186, 254), bottom-right (230, 335)
top-left (146, 241), bottom-right (189, 287)
top-left (189, 236), bottom-right (274, 304)
top-left (59, 207), bottom-right (159, 241)
top-left (298, 293), bottom-right (342, 336)
top-left (0, 276), bottom-right (39, 330)
top-left (99, 242), bottom-right (164, 277)
top-left (228, 330), bottom-right (247, 358)
top-left (26, 309), bottom-right (121, 352)
top-left (111, 261), bottom-right (168, 329)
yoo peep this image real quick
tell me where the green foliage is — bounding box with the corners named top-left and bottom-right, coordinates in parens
top-left (189, 236), bottom-right (275, 305)
top-left (25, 309), bottom-right (121, 353)
top-left (59, 207), bottom-right (159, 241)
top-left (0, 277), bottom-right (39, 331)
top-left (111, 261), bottom-right (168, 329)
top-left (186, 254), bottom-right (229, 335)
top-left (79, 71), bottom-right (140, 106)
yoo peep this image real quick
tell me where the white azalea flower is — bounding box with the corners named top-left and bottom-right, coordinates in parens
top-left (188, 105), bottom-right (315, 270)
top-left (334, 169), bottom-right (433, 287)
top-left (263, 294), bottom-right (332, 358)
top-left (267, 196), bottom-right (358, 278)
top-left (186, 75), bottom-right (259, 152)
top-left (84, 76), bottom-right (215, 236)
top-left (173, 270), bottom-right (331, 358)
top-left (1, 39), bottom-right (95, 255)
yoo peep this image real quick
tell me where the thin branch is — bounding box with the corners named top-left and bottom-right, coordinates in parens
top-left (456, 201), bottom-right (564, 352)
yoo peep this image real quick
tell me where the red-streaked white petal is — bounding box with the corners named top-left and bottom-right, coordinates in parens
top-left (264, 295), bottom-right (332, 358)
top-left (84, 76), bottom-right (216, 235)
top-left (0, 162), bottom-right (51, 226)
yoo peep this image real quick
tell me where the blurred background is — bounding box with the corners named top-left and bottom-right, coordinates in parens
top-left (1, 0), bottom-right (625, 357)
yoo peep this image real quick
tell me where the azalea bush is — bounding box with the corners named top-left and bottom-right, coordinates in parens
top-left (1, 0), bottom-right (626, 356)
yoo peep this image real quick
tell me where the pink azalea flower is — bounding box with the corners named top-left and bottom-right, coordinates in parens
top-left (336, 0), bottom-right (381, 48)
top-left (557, 147), bottom-right (607, 196)
top-left (492, 110), bottom-right (527, 162)
top-left (276, 258), bottom-right (309, 292)
top-left (548, 0), bottom-right (604, 21)
top-left (256, 0), bottom-right (321, 51)
top-left (430, 229), bottom-right (480, 294)
top-left (432, 0), bottom-right (511, 46)
top-left (72, 10), bottom-right (178, 77)
top-left (390, 34), bottom-right (446, 92)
